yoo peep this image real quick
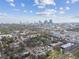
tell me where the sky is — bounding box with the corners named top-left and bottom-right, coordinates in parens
top-left (0, 0), bottom-right (79, 23)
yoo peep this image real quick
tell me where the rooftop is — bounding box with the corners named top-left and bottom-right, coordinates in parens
top-left (61, 43), bottom-right (74, 48)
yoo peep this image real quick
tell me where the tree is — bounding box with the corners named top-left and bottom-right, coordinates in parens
top-left (46, 50), bottom-right (61, 59)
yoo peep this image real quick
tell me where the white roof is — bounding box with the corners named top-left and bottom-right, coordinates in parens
top-left (61, 43), bottom-right (74, 48)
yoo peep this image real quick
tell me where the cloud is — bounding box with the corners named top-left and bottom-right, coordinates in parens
top-left (6, 0), bottom-right (15, 7)
top-left (59, 7), bottom-right (64, 10)
top-left (10, 3), bottom-right (15, 7)
top-left (0, 12), bottom-right (3, 16)
top-left (59, 10), bottom-right (65, 14)
top-left (41, 0), bottom-right (55, 5)
top-left (37, 5), bottom-right (45, 8)
top-left (0, 12), bottom-right (8, 16)
top-left (21, 3), bottom-right (25, 7)
top-left (66, 0), bottom-right (79, 4)
top-left (34, 0), bottom-right (55, 5)
top-left (71, 0), bottom-right (79, 4)
top-left (6, 0), bottom-right (14, 3)
top-left (66, 7), bottom-right (70, 10)
top-left (23, 10), bottom-right (27, 13)
top-left (36, 12), bottom-right (50, 16)
top-left (13, 9), bottom-right (20, 11)
top-left (59, 7), bottom-right (65, 14)
top-left (36, 9), bottom-right (57, 16)
top-left (30, 10), bottom-right (33, 13)
top-left (66, 0), bottom-right (70, 4)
